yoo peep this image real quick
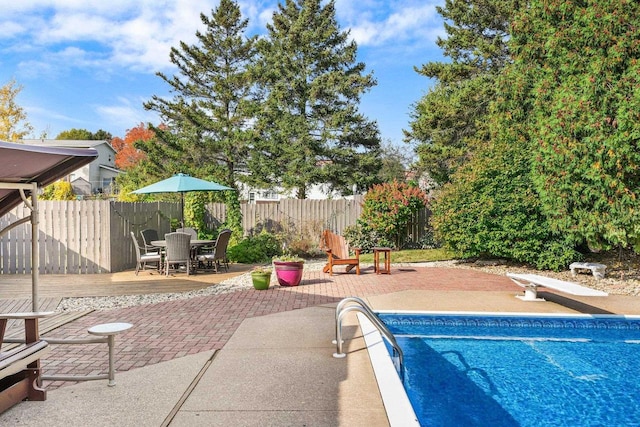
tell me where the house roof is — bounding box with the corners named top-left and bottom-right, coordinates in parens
top-left (0, 140), bottom-right (98, 216)
top-left (21, 139), bottom-right (116, 153)
top-left (99, 164), bottom-right (122, 174)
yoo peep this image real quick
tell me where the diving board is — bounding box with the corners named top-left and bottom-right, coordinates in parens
top-left (507, 273), bottom-right (609, 302)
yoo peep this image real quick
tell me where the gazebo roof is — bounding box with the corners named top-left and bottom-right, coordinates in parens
top-left (0, 140), bottom-right (98, 216)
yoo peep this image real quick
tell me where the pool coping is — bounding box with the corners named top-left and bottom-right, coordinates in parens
top-left (374, 310), bottom-right (640, 319)
top-left (358, 313), bottom-right (420, 427)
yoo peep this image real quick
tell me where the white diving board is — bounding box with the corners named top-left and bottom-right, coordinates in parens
top-left (507, 272), bottom-right (609, 302)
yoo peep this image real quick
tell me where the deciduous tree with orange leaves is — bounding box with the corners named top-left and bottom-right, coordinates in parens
top-left (111, 123), bottom-right (156, 170)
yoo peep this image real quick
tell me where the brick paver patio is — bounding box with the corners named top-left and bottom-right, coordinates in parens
top-left (40, 266), bottom-right (519, 390)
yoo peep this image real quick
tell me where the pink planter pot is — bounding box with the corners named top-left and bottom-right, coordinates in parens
top-left (273, 261), bottom-right (304, 286)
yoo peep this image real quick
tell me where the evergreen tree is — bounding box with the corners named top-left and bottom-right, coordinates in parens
top-left (406, 0), bottom-right (520, 186)
top-left (142, 0), bottom-right (256, 236)
top-left (143, 0), bottom-right (257, 189)
top-left (430, 94), bottom-right (580, 270)
top-left (431, 0), bottom-right (640, 267)
top-left (249, 0), bottom-right (381, 199)
top-left (515, 0), bottom-right (640, 251)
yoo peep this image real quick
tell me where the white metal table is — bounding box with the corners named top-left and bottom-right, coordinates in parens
top-left (88, 322), bottom-right (133, 386)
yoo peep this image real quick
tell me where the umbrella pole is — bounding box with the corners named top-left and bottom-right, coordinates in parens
top-left (181, 192), bottom-right (185, 228)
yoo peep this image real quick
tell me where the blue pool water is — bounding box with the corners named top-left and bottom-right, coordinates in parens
top-left (378, 313), bottom-right (640, 427)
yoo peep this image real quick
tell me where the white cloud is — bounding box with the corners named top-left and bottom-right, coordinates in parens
top-left (0, 0), bottom-right (217, 77)
top-left (334, 0), bottom-right (380, 21)
top-left (96, 96), bottom-right (160, 132)
top-left (17, 46), bottom-right (109, 80)
top-left (1, 1), bottom-right (445, 78)
top-left (16, 59), bottom-right (59, 80)
top-left (343, 2), bottom-right (443, 48)
top-left (0, 20), bottom-right (25, 38)
top-left (27, 104), bottom-right (78, 123)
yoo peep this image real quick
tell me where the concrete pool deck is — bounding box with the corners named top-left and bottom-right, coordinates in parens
top-left (1, 265), bottom-right (639, 426)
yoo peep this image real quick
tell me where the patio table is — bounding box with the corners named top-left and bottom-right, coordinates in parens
top-left (150, 239), bottom-right (215, 248)
top-left (151, 239), bottom-right (216, 273)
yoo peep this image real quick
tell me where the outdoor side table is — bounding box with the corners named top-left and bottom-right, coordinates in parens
top-left (88, 322), bottom-right (133, 386)
top-left (373, 247), bottom-right (392, 275)
top-left (569, 262), bottom-right (606, 280)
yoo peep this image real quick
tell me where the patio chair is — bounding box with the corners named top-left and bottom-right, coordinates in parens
top-left (131, 232), bottom-right (161, 275)
top-left (164, 232), bottom-right (192, 275)
top-left (176, 227), bottom-right (197, 239)
top-left (197, 229), bottom-right (232, 273)
top-left (140, 229), bottom-right (160, 254)
top-left (176, 227), bottom-right (199, 261)
top-left (321, 229), bottom-right (361, 275)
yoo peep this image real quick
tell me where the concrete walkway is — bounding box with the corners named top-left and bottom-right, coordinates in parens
top-left (1, 265), bottom-right (639, 426)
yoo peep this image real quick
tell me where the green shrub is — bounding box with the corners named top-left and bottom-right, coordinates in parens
top-left (221, 191), bottom-right (243, 247)
top-left (227, 231), bottom-right (282, 263)
top-left (535, 241), bottom-right (584, 271)
top-left (343, 224), bottom-right (391, 253)
top-left (286, 238), bottom-right (323, 258)
top-left (184, 192), bottom-right (207, 237)
top-left (269, 218), bottom-right (324, 258)
top-left (358, 181), bottom-right (429, 249)
top-left (430, 124), bottom-right (582, 271)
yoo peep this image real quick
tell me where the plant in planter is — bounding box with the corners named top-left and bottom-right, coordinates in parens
top-left (272, 255), bottom-right (305, 287)
top-left (250, 266), bottom-right (272, 290)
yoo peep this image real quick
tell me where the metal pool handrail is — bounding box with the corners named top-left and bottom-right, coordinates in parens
top-left (333, 296), bottom-right (404, 381)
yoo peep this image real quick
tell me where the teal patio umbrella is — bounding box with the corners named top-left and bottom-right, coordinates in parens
top-left (131, 173), bottom-right (233, 226)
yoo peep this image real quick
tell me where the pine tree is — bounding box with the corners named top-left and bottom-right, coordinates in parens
top-left (406, 0), bottom-right (520, 186)
top-left (431, 0), bottom-right (640, 266)
top-left (141, 0), bottom-right (256, 236)
top-left (249, 0), bottom-right (381, 199)
top-left (143, 0), bottom-right (257, 189)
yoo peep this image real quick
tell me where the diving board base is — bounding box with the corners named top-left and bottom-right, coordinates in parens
top-left (515, 286), bottom-right (545, 302)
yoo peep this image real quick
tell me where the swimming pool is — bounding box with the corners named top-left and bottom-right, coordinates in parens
top-left (369, 312), bottom-right (640, 426)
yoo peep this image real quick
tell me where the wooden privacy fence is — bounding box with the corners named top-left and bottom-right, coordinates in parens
top-left (0, 201), bottom-right (180, 275)
top-left (237, 198), bottom-right (363, 237)
top-left (1, 198), bottom-right (382, 274)
top-left (1, 198), bottom-right (429, 274)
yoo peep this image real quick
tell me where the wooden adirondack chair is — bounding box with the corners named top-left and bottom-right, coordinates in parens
top-left (321, 230), bottom-right (361, 275)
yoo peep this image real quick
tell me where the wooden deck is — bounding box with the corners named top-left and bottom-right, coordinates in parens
top-left (0, 263), bottom-right (253, 300)
top-left (0, 264), bottom-right (253, 338)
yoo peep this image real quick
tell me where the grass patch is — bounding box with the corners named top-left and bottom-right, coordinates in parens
top-left (359, 248), bottom-right (456, 264)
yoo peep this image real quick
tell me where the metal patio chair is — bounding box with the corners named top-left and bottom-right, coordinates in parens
top-left (140, 229), bottom-right (160, 254)
top-left (197, 229), bottom-right (232, 273)
top-left (131, 231), bottom-right (161, 275)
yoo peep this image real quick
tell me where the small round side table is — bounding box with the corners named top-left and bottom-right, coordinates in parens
top-left (88, 322), bottom-right (133, 386)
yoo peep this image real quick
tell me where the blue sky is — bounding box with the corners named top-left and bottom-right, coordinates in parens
top-left (0, 0), bottom-right (445, 146)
